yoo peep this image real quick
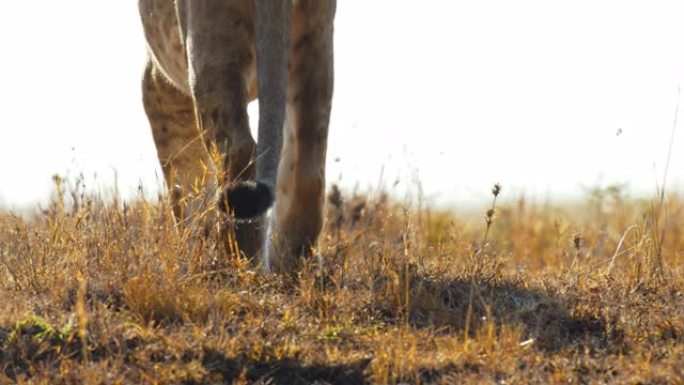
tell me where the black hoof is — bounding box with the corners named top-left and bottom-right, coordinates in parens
top-left (219, 182), bottom-right (274, 219)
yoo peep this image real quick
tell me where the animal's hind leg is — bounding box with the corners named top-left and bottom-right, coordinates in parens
top-left (268, 1), bottom-right (336, 275)
top-left (142, 60), bottom-right (216, 222)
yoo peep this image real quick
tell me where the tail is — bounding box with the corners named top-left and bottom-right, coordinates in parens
top-left (221, 0), bottom-right (292, 219)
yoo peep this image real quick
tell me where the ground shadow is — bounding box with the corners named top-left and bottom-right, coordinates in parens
top-left (389, 274), bottom-right (624, 353)
top-left (198, 349), bottom-right (370, 385)
top-left (198, 349), bottom-right (468, 385)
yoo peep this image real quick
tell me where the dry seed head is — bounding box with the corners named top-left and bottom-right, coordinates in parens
top-left (485, 208), bottom-right (496, 225)
top-left (328, 184), bottom-right (342, 208)
top-left (492, 183), bottom-right (502, 197)
top-left (572, 232), bottom-right (582, 251)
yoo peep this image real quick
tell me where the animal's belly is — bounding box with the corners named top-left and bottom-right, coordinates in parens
top-left (139, 0), bottom-right (191, 93)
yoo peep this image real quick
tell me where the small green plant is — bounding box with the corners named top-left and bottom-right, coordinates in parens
top-left (10, 315), bottom-right (70, 346)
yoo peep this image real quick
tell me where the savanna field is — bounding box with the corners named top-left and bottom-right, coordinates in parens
top-left (1, 179), bottom-right (683, 384)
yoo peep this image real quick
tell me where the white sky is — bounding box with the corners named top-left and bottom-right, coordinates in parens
top-left (1, 1), bottom-right (683, 210)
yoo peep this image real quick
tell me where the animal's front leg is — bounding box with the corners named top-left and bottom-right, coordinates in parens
top-left (176, 0), bottom-right (263, 259)
top-left (176, 0), bottom-right (256, 181)
top-left (267, 1), bottom-right (336, 276)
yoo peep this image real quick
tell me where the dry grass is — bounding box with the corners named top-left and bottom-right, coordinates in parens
top-left (1, 179), bottom-right (683, 384)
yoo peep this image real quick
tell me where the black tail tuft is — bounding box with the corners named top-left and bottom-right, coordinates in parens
top-left (219, 181), bottom-right (274, 219)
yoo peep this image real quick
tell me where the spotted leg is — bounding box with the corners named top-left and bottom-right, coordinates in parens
top-left (267, 0), bottom-right (336, 275)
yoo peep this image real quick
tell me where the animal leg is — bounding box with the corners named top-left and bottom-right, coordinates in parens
top-left (142, 60), bottom-right (216, 222)
top-left (176, 0), bottom-right (263, 258)
top-left (268, 0), bottom-right (336, 275)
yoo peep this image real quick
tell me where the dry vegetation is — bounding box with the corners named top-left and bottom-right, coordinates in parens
top-left (1, 178), bottom-right (683, 384)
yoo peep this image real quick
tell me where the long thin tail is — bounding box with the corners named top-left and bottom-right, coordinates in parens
top-left (221, 0), bottom-right (292, 219)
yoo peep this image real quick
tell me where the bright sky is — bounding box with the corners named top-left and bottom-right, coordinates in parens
top-left (1, 1), bottom-right (683, 211)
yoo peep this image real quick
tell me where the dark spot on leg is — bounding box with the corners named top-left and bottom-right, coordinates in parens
top-left (294, 33), bottom-right (313, 53)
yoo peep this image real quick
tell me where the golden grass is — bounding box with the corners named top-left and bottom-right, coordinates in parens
top-left (1, 180), bottom-right (683, 384)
